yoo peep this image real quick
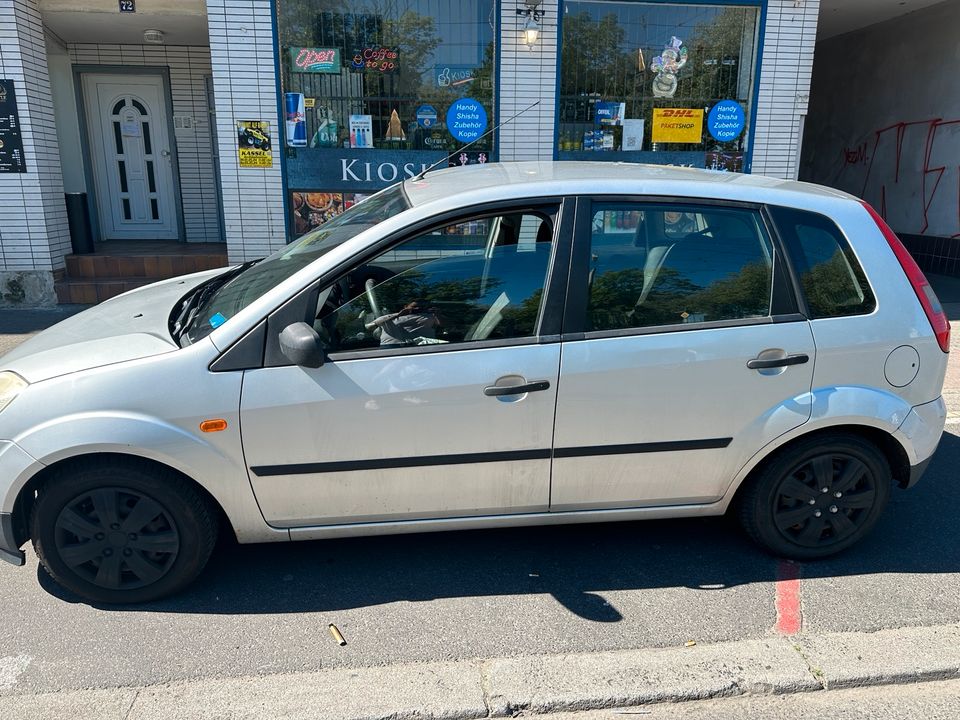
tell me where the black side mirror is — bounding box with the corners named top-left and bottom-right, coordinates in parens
top-left (279, 322), bottom-right (325, 368)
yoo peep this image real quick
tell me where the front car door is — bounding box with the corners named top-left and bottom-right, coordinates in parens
top-left (240, 201), bottom-right (571, 527)
top-left (551, 198), bottom-right (816, 510)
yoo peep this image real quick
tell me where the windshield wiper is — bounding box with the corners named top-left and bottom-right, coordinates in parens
top-left (171, 260), bottom-right (259, 343)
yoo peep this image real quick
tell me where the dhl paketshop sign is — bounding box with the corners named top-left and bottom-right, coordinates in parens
top-left (651, 108), bottom-right (704, 144)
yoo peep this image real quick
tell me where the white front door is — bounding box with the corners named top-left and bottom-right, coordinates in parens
top-left (82, 73), bottom-right (179, 240)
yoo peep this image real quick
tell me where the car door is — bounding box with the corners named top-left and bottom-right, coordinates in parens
top-left (240, 201), bottom-right (571, 528)
top-left (550, 198), bottom-right (816, 511)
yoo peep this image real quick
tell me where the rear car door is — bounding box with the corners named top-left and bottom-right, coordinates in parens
top-left (240, 200), bottom-right (572, 528)
top-left (550, 198), bottom-right (816, 510)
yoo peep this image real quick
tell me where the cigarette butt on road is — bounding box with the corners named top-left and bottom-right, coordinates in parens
top-left (329, 624), bottom-right (347, 646)
top-left (685, 640), bottom-right (697, 647)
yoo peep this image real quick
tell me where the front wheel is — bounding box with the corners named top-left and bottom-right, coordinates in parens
top-left (738, 434), bottom-right (891, 560)
top-left (31, 460), bottom-right (218, 604)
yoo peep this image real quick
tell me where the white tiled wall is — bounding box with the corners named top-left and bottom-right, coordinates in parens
top-left (750, 0), bottom-right (820, 179)
top-left (206, 0), bottom-right (285, 263)
top-left (0, 0), bottom-right (70, 277)
top-left (499, 0), bottom-right (559, 161)
top-left (67, 43), bottom-right (222, 244)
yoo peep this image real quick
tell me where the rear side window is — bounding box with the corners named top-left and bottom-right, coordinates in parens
top-left (770, 206), bottom-right (875, 319)
top-left (582, 202), bottom-right (774, 332)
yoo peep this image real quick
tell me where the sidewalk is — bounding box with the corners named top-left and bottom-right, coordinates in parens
top-left (2, 623), bottom-right (959, 719)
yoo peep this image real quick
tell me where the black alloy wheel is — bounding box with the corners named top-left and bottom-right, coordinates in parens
top-left (32, 460), bottom-right (217, 604)
top-left (739, 433), bottom-right (890, 560)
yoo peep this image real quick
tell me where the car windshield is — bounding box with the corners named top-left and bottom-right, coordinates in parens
top-left (181, 184), bottom-right (409, 345)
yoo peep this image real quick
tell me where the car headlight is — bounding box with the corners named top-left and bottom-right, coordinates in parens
top-left (0, 372), bottom-right (28, 413)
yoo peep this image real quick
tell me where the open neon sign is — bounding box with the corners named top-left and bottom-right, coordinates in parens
top-left (290, 48), bottom-right (341, 74)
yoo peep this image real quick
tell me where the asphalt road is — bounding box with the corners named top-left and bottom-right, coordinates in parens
top-left (1, 283), bottom-right (959, 699)
top-left (1, 425), bottom-right (958, 696)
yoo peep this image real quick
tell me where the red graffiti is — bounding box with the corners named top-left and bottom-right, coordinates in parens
top-left (858, 118), bottom-right (960, 238)
top-left (843, 143), bottom-right (867, 165)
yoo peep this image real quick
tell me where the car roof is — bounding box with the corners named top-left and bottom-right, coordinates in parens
top-left (402, 161), bottom-right (857, 208)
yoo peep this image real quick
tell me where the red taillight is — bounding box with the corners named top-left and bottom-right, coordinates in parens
top-left (861, 201), bottom-right (950, 353)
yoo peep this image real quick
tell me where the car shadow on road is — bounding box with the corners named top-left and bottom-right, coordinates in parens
top-left (38, 432), bottom-right (960, 622)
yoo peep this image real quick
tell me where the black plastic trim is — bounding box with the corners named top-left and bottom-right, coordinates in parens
top-left (554, 438), bottom-right (732, 458)
top-left (761, 204), bottom-right (810, 318)
top-left (251, 449), bottom-right (553, 476)
top-left (210, 320), bottom-right (267, 372)
top-left (0, 512), bottom-right (25, 567)
top-left (561, 315), bottom-right (777, 343)
top-left (250, 437), bottom-right (732, 477)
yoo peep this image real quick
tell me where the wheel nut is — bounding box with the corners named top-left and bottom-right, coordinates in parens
top-left (110, 523), bottom-right (120, 530)
top-left (834, 492), bottom-right (843, 498)
top-left (128, 533), bottom-right (137, 541)
top-left (95, 533), bottom-right (105, 541)
top-left (103, 548), bottom-right (113, 557)
top-left (808, 499), bottom-right (816, 505)
top-left (123, 549), bottom-right (132, 557)
top-left (821, 487), bottom-right (829, 493)
top-left (814, 510), bottom-right (822, 518)
top-left (829, 505), bottom-right (839, 514)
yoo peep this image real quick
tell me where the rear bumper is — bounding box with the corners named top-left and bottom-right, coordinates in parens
top-left (895, 396), bottom-right (947, 489)
top-left (0, 512), bottom-right (24, 566)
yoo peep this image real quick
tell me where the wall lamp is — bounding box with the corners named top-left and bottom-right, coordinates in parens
top-left (517, 0), bottom-right (545, 48)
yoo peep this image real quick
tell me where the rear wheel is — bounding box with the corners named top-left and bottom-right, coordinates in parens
top-left (31, 460), bottom-right (217, 604)
top-left (738, 434), bottom-right (890, 560)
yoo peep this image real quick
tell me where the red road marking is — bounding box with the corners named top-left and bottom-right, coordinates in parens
top-left (775, 560), bottom-right (802, 635)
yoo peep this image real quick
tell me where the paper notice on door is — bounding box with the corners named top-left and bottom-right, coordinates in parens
top-left (120, 118), bottom-right (141, 138)
top-left (622, 119), bottom-right (645, 151)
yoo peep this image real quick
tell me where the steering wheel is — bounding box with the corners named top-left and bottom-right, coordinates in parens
top-left (355, 265), bottom-right (395, 317)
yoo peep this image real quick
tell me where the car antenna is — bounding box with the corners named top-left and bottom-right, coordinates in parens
top-left (414, 100), bottom-right (540, 181)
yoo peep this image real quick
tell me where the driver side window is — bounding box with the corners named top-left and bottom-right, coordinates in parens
top-left (315, 210), bottom-right (556, 353)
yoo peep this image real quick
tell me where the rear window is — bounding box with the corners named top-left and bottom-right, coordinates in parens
top-left (769, 206), bottom-right (876, 319)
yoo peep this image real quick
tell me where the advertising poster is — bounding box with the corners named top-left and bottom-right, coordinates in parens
top-left (291, 192), bottom-right (370, 236)
top-left (237, 120), bottom-right (273, 168)
top-left (446, 98), bottom-right (487, 143)
top-left (651, 108), bottom-right (703, 144)
top-left (349, 115), bottom-right (373, 148)
top-left (707, 100), bottom-right (746, 142)
top-left (0, 79), bottom-right (27, 173)
top-left (594, 101), bottom-right (625, 126)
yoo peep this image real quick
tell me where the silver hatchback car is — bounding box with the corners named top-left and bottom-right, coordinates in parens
top-left (0, 162), bottom-right (949, 603)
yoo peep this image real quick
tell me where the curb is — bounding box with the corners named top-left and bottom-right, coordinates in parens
top-left (2, 623), bottom-right (959, 720)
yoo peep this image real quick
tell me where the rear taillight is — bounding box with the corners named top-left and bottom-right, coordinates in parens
top-left (861, 201), bottom-right (950, 353)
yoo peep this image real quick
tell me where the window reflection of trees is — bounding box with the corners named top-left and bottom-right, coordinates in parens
top-left (589, 261), bottom-right (771, 331)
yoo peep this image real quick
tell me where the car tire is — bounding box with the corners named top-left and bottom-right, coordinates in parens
top-left (738, 433), bottom-right (890, 560)
top-left (31, 459), bottom-right (218, 604)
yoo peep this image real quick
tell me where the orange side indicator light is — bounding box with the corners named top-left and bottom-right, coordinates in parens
top-left (200, 419), bottom-right (228, 433)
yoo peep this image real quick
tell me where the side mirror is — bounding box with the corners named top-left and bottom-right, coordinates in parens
top-left (279, 322), bottom-right (325, 368)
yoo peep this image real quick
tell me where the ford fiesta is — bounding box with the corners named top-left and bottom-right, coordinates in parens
top-left (0, 162), bottom-right (948, 603)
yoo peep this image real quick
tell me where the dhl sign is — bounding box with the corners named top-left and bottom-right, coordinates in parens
top-left (652, 108), bottom-right (704, 144)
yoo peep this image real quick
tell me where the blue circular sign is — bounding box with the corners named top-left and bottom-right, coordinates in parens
top-left (446, 98), bottom-right (487, 143)
top-left (416, 104), bottom-right (438, 129)
top-left (707, 101), bottom-right (745, 142)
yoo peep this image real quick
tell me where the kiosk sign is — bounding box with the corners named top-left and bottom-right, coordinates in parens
top-left (707, 100), bottom-right (745, 142)
top-left (446, 98), bottom-right (487, 143)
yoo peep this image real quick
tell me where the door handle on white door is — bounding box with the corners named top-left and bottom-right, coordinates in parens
top-left (746, 353), bottom-right (809, 370)
top-left (483, 380), bottom-right (551, 397)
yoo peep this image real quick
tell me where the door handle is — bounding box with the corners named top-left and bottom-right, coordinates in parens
top-left (483, 380), bottom-right (551, 397)
top-left (746, 353), bottom-right (809, 370)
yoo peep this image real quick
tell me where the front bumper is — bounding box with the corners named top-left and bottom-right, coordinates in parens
top-left (0, 512), bottom-right (24, 566)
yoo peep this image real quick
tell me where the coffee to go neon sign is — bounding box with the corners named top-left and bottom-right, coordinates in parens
top-left (350, 47), bottom-right (400, 73)
top-left (289, 48), bottom-right (341, 74)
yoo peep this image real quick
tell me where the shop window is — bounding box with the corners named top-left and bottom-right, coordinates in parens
top-left (558, 2), bottom-right (760, 171)
top-left (278, 0), bottom-right (497, 237)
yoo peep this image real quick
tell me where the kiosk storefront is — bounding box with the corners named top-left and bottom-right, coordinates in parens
top-left (556, 1), bottom-right (761, 172)
top-left (277, 0), bottom-right (498, 237)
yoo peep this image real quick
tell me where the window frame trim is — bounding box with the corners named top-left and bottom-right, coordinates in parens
top-left (562, 195), bottom-right (803, 340)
